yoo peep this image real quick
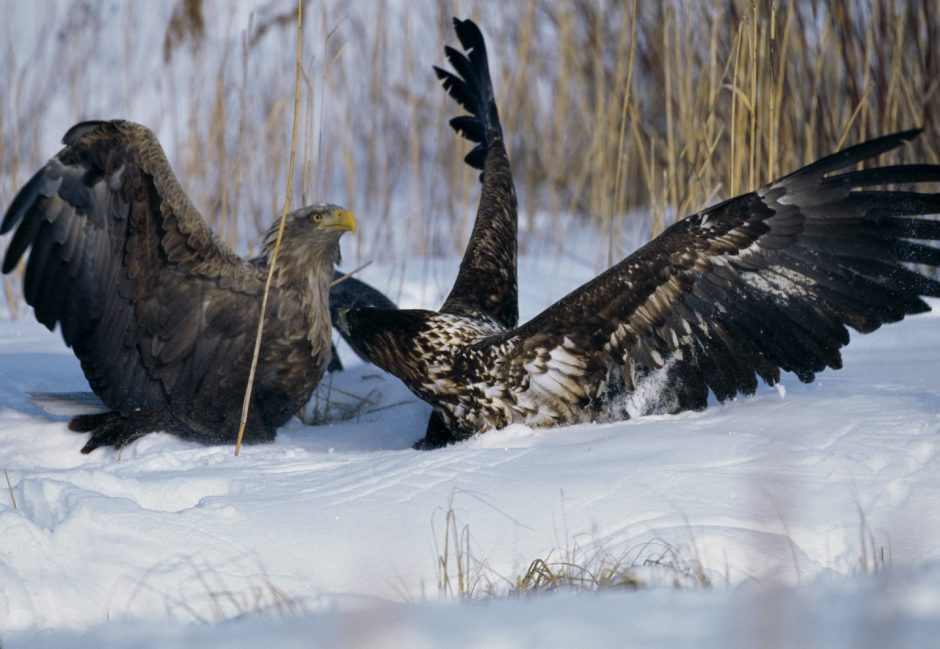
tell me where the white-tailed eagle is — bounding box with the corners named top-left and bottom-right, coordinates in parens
top-left (339, 18), bottom-right (940, 448)
top-left (2, 120), bottom-right (368, 452)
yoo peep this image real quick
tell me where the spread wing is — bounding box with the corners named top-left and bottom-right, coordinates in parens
top-left (500, 129), bottom-right (940, 412)
top-left (435, 18), bottom-right (518, 330)
top-left (1, 119), bottom-right (267, 413)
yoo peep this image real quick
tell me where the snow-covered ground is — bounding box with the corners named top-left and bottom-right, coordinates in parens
top-left (2, 2), bottom-right (940, 644)
top-left (0, 246), bottom-right (938, 647)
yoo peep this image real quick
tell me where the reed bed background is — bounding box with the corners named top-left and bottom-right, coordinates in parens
top-left (1, 0), bottom-right (938, 312)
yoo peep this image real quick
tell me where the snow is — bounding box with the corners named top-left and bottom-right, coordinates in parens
top-left (9, 570), bottom-right (940, 649)
top-left (1, 1), bottom-right (939, 645)
top-left (0, 250), bottom-right (938, 648)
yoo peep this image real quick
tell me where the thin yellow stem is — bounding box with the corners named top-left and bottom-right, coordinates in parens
top-left (610, 0), bottom-right (638, 265)
top-left (329, 260), bottom-right (373, 288)
top-left (235, 0), bottom-right (304, 456)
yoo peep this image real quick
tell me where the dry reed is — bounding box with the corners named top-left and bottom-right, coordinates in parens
top-left (3, 469), bottom-right (15, 510)
top-left (234, 0), bottom-right (305, 455)
top-left (1, 0), bottom-right (937, 307)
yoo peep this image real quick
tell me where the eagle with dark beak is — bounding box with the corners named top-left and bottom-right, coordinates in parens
top-left (338, 18), bottom-right (940, 448)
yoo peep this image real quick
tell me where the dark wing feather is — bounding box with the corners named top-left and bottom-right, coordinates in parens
top-left (1, 119), bottom-right (265, 415)
top-left (329, 270), bottom-right (397, 365)
top-left (435, 17), bottom-right (518, 330)
top-left (499, 129), bottom-right (940, 413)
top-left (329, 271), bottom-right (397, 320)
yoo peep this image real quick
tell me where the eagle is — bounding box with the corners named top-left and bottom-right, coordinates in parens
top-left (1, 119), bottom-right (375, 453)
top-left (338, 18), bottom-right (940, 448)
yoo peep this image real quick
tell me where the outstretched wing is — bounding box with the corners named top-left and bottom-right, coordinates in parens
top-left (1, 119), bottom-right (265, 413)
top-left (435, 18), bottom-right (518, 330)
top-left (500, 129), bottom-right (940, 413)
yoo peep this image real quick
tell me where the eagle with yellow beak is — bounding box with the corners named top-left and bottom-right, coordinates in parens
top-left (2, 119), bottom-right (358, 452)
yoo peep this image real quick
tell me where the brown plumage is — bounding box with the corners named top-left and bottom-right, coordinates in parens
top-left (2, 119), bottom-right (357, 452)
top-left (339, 17), bottom-right (518, 448)
top-left (339, 19), bottom-right (940, 448)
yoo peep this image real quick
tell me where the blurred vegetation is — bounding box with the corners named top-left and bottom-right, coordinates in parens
top-left (1, 0), bottom-right (938, 313)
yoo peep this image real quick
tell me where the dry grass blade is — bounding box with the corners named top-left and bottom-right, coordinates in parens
top-left (126, 554), bottom-right (303, 623)
top-left (511, 536), bottom-right (712, 596)
top-left (608, 0), bottom-right (639, 266)
top-left (4, 469), bottom-right (15, 510)
top-left (360, 399), bottom-right (414, 416)
top-left (516, 556), bottom-right (643, 594)
top-left (435, 502), bottom-right (479, 599)
top-left (235, 0), bottom-right (304, 456)
top-left (329, 260), bottom-right (373, 288)
top-left (304, 381), bottom-right (382, 425)
top-left (3, 2), bottom-right (937, 313)
top-left (856, 503), bottom-right (890, 575)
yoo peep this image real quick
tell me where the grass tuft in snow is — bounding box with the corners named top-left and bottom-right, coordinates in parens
top-left (127, 555), bottom-right (304, 624)
top-left (514, 553), bottom-right (644, 594)
top-left (434, 499), bottom-right (489, 599)
top-left (303, 376), bottom-right (382, 425)
top-left (856, 504), bottom-right (890, 576)
top-left (434, 494), bottom-right (712, 599)
top-left (3, 1), bottom-right (937, 315)
top-left (512, 537), bottom-right (713, 596)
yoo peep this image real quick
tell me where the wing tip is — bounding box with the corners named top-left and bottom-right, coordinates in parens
top-left (865, 126), bottom-right (923, 151)
top-left (453, 17), bottom-right (486, 54)
top-left (896, 126), bottom-right (924, 142)
top-left (62, 120), bottom-right (110, 146)
top-left (438, 16), bottom-right (503, 147)
top-left (831, 127), bottom-right (924, 162)
top-left (1, 254), bottom-right (18, 275)
top-left (773, 126), bottom-right (928, 187)
top-left (1, 167), bottom-right (45, 239)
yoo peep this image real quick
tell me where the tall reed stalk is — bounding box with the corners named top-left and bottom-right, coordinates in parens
top-left (1, 0), bottom-right (937, 313)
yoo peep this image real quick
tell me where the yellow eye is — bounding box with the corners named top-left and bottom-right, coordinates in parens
top-left (312, 212), bottom-right (323, 222)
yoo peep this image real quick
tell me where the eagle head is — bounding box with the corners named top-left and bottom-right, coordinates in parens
top-left (260, 203), bottom-right (356, 268)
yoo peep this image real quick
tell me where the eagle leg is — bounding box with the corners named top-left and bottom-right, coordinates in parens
top-left (69, 411), bottom-right (159, 454)
top-left (326, 343), bottom-right (343, 373)
top-left (413, 411), bottom-right (459, 450)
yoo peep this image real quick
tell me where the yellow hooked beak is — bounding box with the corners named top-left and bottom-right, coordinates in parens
top-left (320, 208), bottom-right (357, 234)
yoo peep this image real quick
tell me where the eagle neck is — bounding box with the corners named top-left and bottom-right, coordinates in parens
top-left (268, 242), bottom-right (338, 353)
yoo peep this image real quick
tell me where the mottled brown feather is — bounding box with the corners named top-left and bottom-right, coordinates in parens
top-left (344, 96), bottom-right (940, 444)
